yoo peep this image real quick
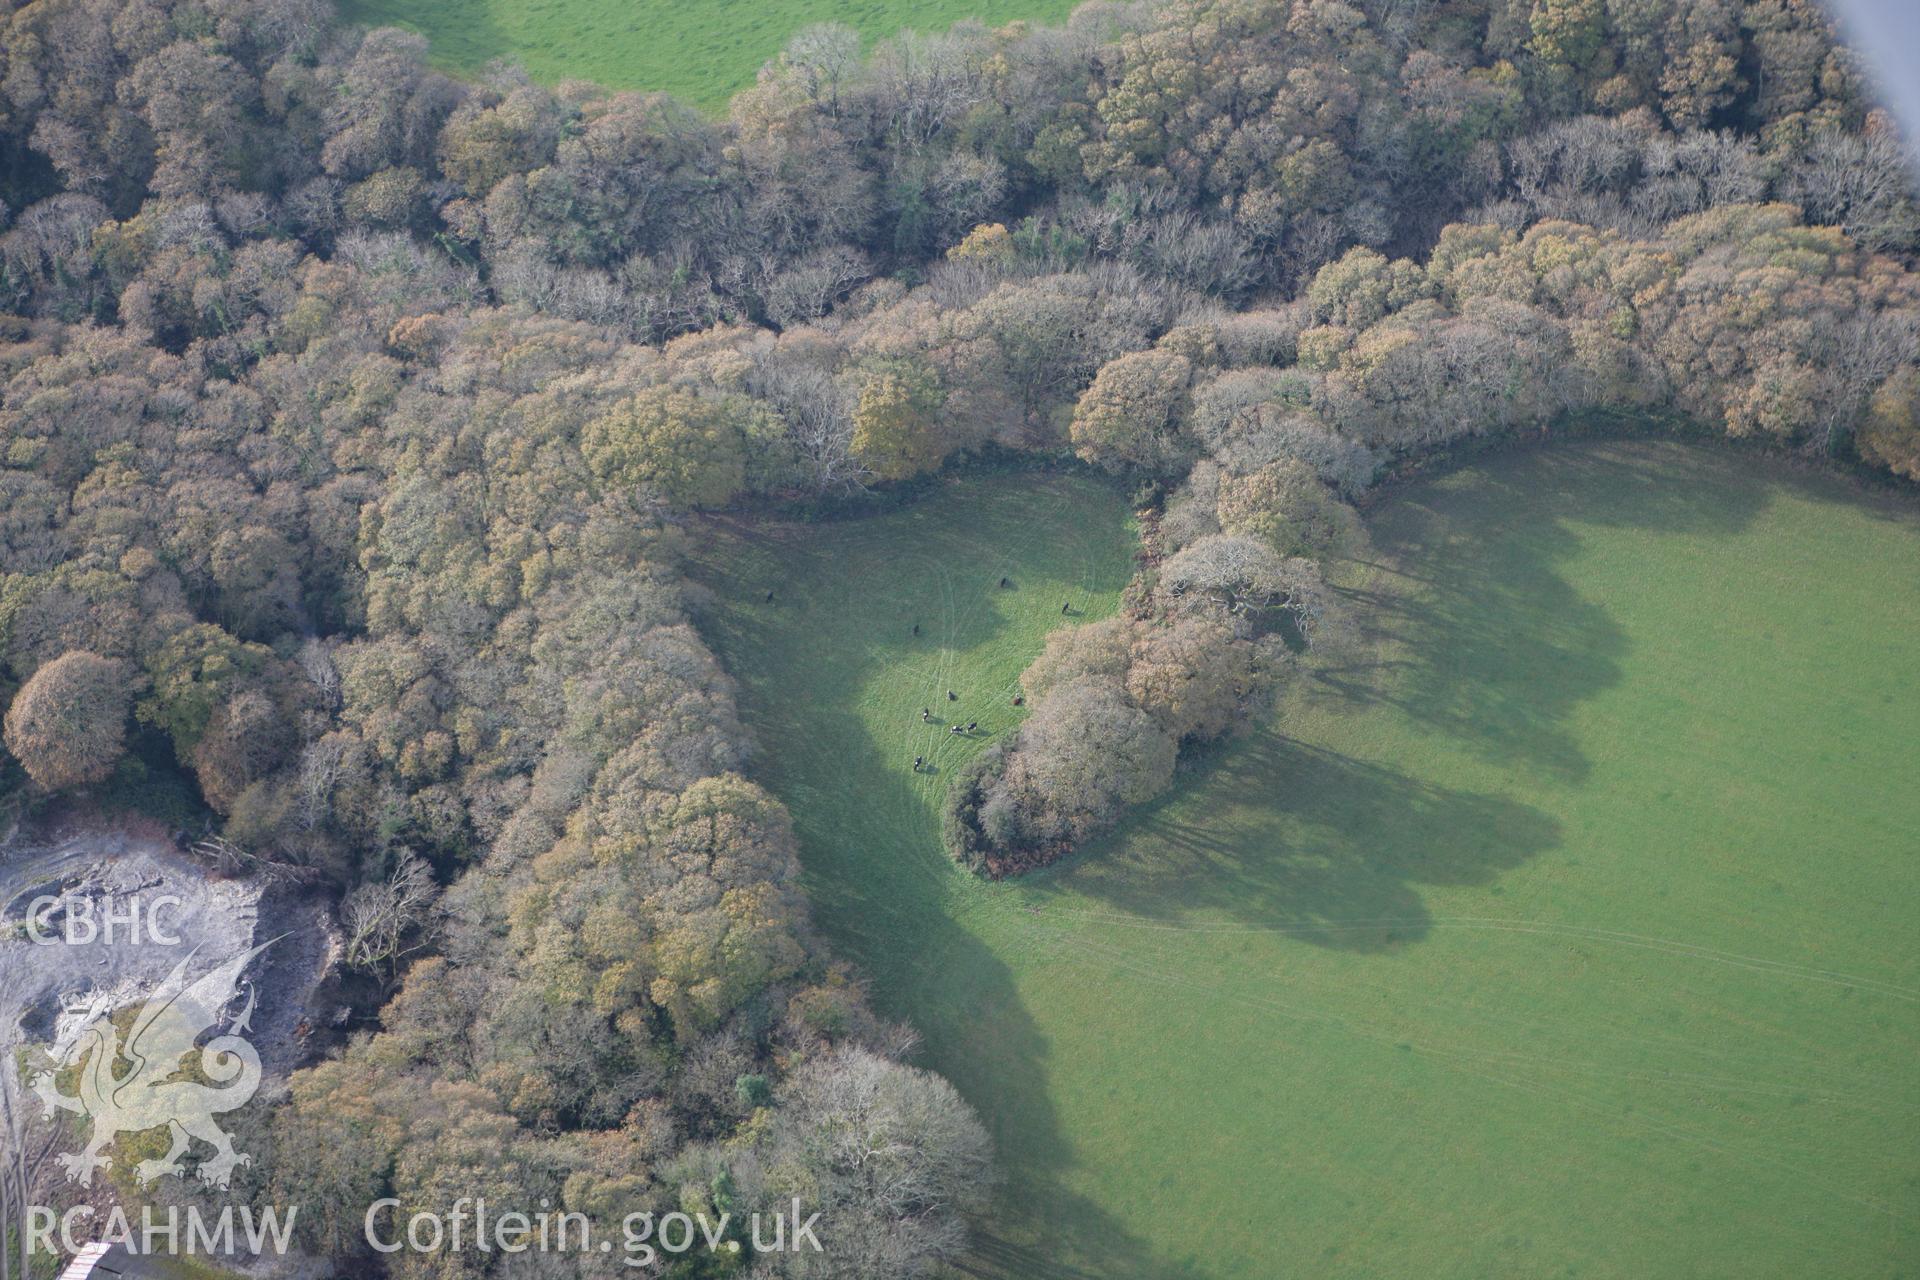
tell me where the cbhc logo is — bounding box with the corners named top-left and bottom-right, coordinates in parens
top-left (22, 894), bottom-right (184, 946)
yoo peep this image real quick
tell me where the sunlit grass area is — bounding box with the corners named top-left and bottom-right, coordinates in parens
top-left (337, 0), bottom-right (1079, 111)
top-left (693, 444), bottom-right (1920, 1279)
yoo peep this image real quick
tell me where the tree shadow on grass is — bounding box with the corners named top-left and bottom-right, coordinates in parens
top-left (1055, 733), bottom-right (1564, 951)
top-left (1307, 441), bottom-right (1775, 787)
top-left (687, 444), bottom-right (1790, 1272)
top-left (777, 706), bottom-right (1164, 1279)
top-left (1059, 440), bottom-right (1779, 947)
top-left (338, 0), bottom-right (513, 79)
top-left (692, 476), bottom-right (1169, 1279)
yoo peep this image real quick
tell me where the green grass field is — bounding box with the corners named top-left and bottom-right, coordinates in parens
top-left (691, 443), bottom-right (1920, 1279)
top-left (337, 0), bottom-right (1077, 111)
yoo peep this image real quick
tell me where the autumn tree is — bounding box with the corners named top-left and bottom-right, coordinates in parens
top-left (436, 85), bottom-right (565, 196)
top-left (1216, 457), bottom-right (1360, 557)
top-left (850, 360), bottom-right (948, 480)
top-left (1858, 368), bottom-right (1920, 480)
top-left (1020, 616), bottom-right (1134, 703)
top-left (1125, 617), bottom-right (1280, 743)
top-left (987, 678), bottom-right (1176, 848)
top-left (1070, 348), bottom-right (1194, 473)
top-left (4, 651), bottom-right (130, 790)
top-left (583, 386), bottom-right (753, 507)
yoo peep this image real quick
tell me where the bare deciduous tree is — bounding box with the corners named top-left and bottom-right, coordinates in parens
top-left (1162, 534), bottom-right (1333, 642)
top-left (1788, 127), bottom-right (1920, 254)
top-left (342, 851), bottom-right (437, 973)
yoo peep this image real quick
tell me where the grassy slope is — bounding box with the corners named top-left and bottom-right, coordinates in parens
top-left (337, 0), bottom-right (1078, 111)
top-left (692, 445), bottom-right (1920, 1279)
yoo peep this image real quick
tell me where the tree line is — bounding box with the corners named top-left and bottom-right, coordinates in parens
top-left (946, 199), bottom-right (1918, 873)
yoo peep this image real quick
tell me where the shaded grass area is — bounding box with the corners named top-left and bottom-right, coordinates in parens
top-left (692, 446), bottom-right (1920, 1279)
top-left (336, 0), bottom-right (1079, 112)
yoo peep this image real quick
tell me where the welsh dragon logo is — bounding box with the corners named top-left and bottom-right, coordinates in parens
top-left (29, 940), bottom-right (276, 1190)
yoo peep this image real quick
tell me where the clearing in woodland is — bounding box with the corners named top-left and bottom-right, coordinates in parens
top-left (336, 0), bottom-right (1080, 112)
top-left (691, 443), bottom-right (1920, 1279)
